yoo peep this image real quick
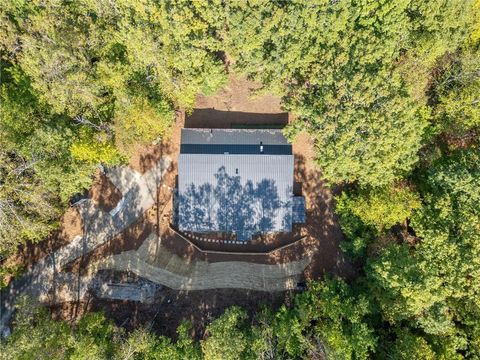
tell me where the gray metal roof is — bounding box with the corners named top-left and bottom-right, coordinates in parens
top-left (181, 128), bottom-right (290, 145)
top-left (180, 144), bottom-right (292, 155)
top-left (177, 129), bottom-right (296, 238)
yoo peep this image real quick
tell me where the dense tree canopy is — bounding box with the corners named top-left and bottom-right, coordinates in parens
top-left (2, 0), bottom-right (226, 157)
top-left (0, 0), bottom-right (479, 358)
top-left (2, 280), bottom-right (378, 360)
top-left (1, 300), bottom-right (202, 360)
top-left (225, 0), bottom-right (477, 186)
top-left (0, 62), bottom-right (96, 256)
top-left (0, 0), bottom-right (226, 256)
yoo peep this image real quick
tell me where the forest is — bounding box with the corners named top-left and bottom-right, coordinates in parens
top-left (0, 0), bottom-right (479, 359)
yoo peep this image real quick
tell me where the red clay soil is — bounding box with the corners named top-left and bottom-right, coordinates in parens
top-left (50, 275), bottom-right (294, 340)
top-left (196, 75), bottom-right (284, 113)
top-left (159, 225), bottom-right (309, 265)
top-left (186, 74), bottom-right (288, 129)
top-left (88, 171), bottom-right (122, 212)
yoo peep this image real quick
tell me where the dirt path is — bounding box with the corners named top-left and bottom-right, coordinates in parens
top-left (89, 234), bottom-right (309, 291)
top-left (0, 158), bottom-right (171, 333)
top-left (3, 74), bottom-right (355, 338)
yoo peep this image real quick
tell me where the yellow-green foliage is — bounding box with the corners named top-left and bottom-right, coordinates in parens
top-left (472, 0), bottom-right (480, 43)
top-left (0, 152), bottom-right (61, 256)
top-left (7, 0), bottom-right (226, 119)
top-left (70, 130), bottom-right (123, 165)
top-left (114, 98), bottom-right (174, 157)
top-left (0, 264), bottom-right (23, 289)
top-left (337, 186), bottom-right (421, 232)
top-left (201, 307), bottom-right (249, 360)
top-left (389, 330), bottom-right (437, 360)
top-left (0, 0), bottom-right (227, 255)
top-left (432, 49), bottom-right (480, 133)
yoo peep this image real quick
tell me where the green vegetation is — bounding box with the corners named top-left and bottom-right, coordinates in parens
top-left (0, 0), bottom-right (226, 257)
top-left (2, 281), bottom-right (377, 360)
top-left (225, 0), bottom-right (477, 186)
top-left (336, 186), bottom-right (421, 232)
top-left (1, 0), bottom-right (479, 358)
top-left (1, 300), bottom-right (201, 359)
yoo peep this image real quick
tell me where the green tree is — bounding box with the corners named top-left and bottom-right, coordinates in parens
top-left (0, 62), bottom-right (95, 255)
top-left (366, 149), bottom-right (480, 356)
top-left (113, 98), bottom-right (173, 157)
top-left (295, 279), bottom-right (377, 360)
top-left (2, 303), bottom-right (202, 360)
top-left (429, 48), bottom-right (480, 137)
top-left (0, 153), bottom-right (61, 257)
top-left (367, 244), bottom-right (447, 324)
top-left (412, 149), bottom-right (480, 333)
top-left (201, 306), bottom-right (251, 360)
top-left (387, 329), bottom-right (437, 360)
top-left (1, 299), bottom-right (75, 359)
top-left (115, 322), bottom-right (200, 360)
top-left (69, 312), bottom-right (118, 359)
top-left (337, 186), bottom-right (421, 232)
top-left (335, 185), bottom-right (420, 258)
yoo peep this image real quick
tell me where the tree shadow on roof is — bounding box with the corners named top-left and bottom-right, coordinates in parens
top-left (178, 166), bottom-right (290, 238)
top-left (185, 108), bottom-right (288, 129)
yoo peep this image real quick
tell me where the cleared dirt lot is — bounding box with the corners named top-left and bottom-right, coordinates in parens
top-left (14, 74), bottom-right (355, 336)
top-left (90, 74), bottom-right (353, 278)
top-left (51, 269), bottom-right (295, 340)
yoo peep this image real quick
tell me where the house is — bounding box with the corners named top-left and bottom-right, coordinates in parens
top-left (176, 128), bottom-right (305, 241)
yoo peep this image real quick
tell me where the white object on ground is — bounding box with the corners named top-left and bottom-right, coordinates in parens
top-left (109, 196), bottom-right (125, 217)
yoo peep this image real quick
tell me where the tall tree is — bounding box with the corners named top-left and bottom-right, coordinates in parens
top-left (0, 0), bottom-right (227, 254)
top-left (2, 0), bottom-right (227, 158)
top-left (225, 0), bottom-right (476, 186)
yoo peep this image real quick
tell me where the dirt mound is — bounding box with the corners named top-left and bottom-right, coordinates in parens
top-left (50, 280), bottom-right (293, 340)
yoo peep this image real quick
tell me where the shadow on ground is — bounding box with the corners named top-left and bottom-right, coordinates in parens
top-left (185, 109), bottom-right (288, 129)
top-left (50, 270), bottom-right (295, 340)
top-left (291, 154), bottom-right (358, 280)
